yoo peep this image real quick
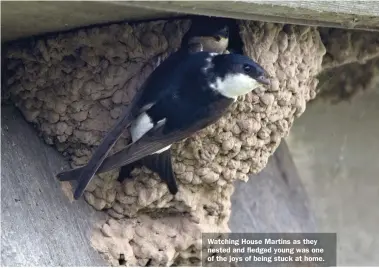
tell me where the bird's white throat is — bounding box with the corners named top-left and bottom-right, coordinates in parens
top-left (210, 73), bottom-right (261, 99)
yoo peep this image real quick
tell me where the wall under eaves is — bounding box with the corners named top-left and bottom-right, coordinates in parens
top-left (2, 14), bottom-right (326, 265)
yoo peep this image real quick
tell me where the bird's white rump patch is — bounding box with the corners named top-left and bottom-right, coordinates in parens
top-left (210, 73), bottom-right (261, 99)
top-left (130, 113), bottom-right (171, 154)
top-left (130, 112), bottom-right (154, 142)
top-left (130, 114), bottom-right (170, 155)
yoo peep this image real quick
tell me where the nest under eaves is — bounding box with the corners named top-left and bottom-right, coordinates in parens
top-left (4, 18), bottom-right (326, 266)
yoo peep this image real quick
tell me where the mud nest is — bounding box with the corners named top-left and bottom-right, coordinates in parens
top-left (4, 19), bottom-right (325, 266)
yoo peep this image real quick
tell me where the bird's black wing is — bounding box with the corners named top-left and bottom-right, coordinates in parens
top-left (97, 112), bottom-right (222, 172)
top-left (57, 97), bottom-right (233, 191)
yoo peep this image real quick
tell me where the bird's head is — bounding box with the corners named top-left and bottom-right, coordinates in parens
top-left (182, 19), bottom-right (230, 53)
top-left (208, 53), bottom-right (271, 99)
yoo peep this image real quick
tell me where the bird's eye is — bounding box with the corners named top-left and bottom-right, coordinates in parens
top-left (214, 35), bottom-right (221, 41)
top-left (243, 64), bottom-right (252, 73)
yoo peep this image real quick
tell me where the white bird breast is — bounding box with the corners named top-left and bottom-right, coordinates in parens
top-left (130, 112), bottom-right (171, 154)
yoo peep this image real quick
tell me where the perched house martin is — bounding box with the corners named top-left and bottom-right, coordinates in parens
top-left (57, 51), bottom-right (270, 200)
top-left (116, 19), bottom-right (231, 192)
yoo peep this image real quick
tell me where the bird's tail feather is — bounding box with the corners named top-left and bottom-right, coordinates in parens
top-left (56, 108), bottom-right (134, 199)
top-left (141, 149), bottom-right (178, 195)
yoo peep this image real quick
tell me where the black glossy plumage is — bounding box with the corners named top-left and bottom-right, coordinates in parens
top-left (115, 19), bottom-right (232, 193)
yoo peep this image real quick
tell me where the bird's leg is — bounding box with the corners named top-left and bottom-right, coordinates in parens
top-left (117, 161), bottom-right (143, 182)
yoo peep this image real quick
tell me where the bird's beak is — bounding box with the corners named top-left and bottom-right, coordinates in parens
top-left (256, 75), bottom-right (271, 86)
